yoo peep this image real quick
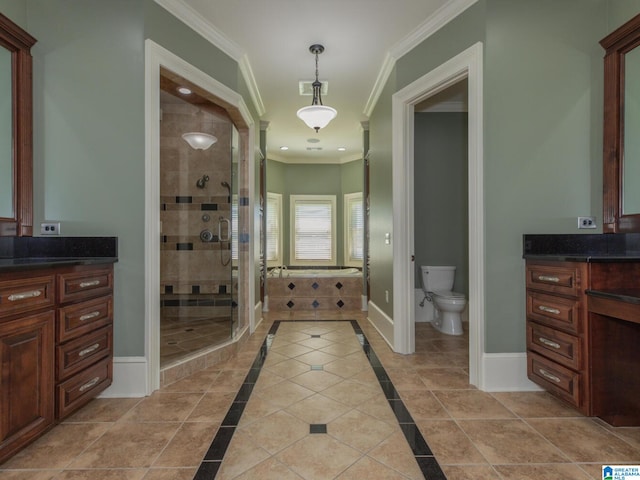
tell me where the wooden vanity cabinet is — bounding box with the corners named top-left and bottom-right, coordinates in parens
top-left (0, 263), bottom-right (114, 463)
top-left (525, 261), bottom-right (591, 414)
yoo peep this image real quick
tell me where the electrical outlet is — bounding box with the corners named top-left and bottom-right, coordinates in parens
top-left (40, 222), bottom-right (61, 235)
top-left (578, 216), bottom-right (596, 229)
top-left (385, 290), bottom-right (389, 303)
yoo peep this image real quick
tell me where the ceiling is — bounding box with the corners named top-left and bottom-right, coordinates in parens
top-left (162, 0), bottom-right (465, 163)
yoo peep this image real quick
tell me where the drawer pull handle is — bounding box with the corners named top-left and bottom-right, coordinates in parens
top-left (538, 368), bottom-right (561, 383)
top-left (538, 337), bottom-right (561, 349)
top-left (79, 280), bottom-right (100, 288)
top-left (79, 343), bottom-right (101, 357)
top-left (79, 376), bottom-right (101, 392)
top-left (7, 289), bottom-right (42, 301)
top-left (538, 275), bottom-right (560, 283)
top-left (79, 311), bottom-right (101, 321)
top-left (538, 305), bottom-right (561, 315)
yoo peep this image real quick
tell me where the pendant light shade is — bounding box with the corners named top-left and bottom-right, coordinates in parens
top-left (182, 132), bottom-right (217, 150)
top-left (297, 44), bottom-right (337, 132)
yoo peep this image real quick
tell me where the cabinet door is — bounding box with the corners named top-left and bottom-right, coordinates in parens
top-left (0, 311), bottom-right (55, 463)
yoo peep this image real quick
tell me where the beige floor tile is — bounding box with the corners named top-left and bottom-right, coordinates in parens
top-left (63, 398), bottom-right (142, 423)
top-left (324, 357), bottom-right (367, 378)
top-left (207, 369), bottom-right (247, 392)
top-left (119, 392), bottom-right (203, 422)
top-left (239, 410), bottom-right (309, 454)
top-left (271, 342), bottom-right (314, 358)
top-left (296, 337), bottom-right (335, 350)
top-left (416, 419), bottom-right (487, 465)
top-left (439, 465), bottom-right (498, 480)
top-left (185, 391), bottom-right (235, 422)
top-left (285, 393), bottom-right (352, 424)
top-left (458, 419), bottom-right (569, 464)
top-left (262, 350), bottom-right (289, 366)
top-left (319, 342), bottom-right (362, 357)
top-left (528, 418), bottom-right (640, 463)
top-left (142, 468), bottom-right (198, 480)
top-left (386, 368), bottom-right (429, 391)
top-left (295, 350), bottom-right (340, 366)
top-left (494, 463), bottom-right (593, 479)
top-left (237, 395), bottom-right (282, 426)
top-left (252, 369), bottom-right (286, 392)
top-left (277, 434), bottom-right (362, 480)
top-left (400, 391), bottom-right (450, 420)
top-left (433, 390), bottom-right (516, 419)
top-left (232, 457), bottom-right (304, 479)
top-left (159, 367), bottom-right (221, 393)
top-left (53, 470), bottom-right (148, 480)
top-left (356, 393), bottom-right (400, 425)
top-left (336, 455), bottom-right (411, 479)
top-left (289, 369), bottom-right (343, 392)
top-left (256, 380), bottom-right (315, 409)
top-left (491, 391), bottom-right (584, 418)
top-left (0, 471), bottom-right (61, 479)
top-left (348, 368), bottom-right (381, 388)
top-left (414, 367), bottom-right (472, 390)
top-left (321, 379), bottom-right (379, 407)
top-left (328, 409), bottom-right (397, 453)
top-left (152, 422), bottom-right (217, 467)
top-left (264, 358), bottom-right (311, 378)
top-left (68, 423), bottom-right (180, 468)
top-left (215, 429), bottom-right (272, 479)
top-left (1, 423), bottom-right (112, 469)
top-left (367, 431), bottom-right (425, 479)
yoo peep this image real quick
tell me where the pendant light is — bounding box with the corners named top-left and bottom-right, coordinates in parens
top-left (296, 44), bottom-right (337, 132)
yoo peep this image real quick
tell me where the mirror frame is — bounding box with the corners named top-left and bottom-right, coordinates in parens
top-left (0, 13), bottom-right (35, 236)
top-left (601, 13), bottom-right (640, 233)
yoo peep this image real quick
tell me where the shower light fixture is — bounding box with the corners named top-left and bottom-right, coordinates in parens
top-left (182, 132), bottom-right (218, 150)
top-left (296, 44), bottom-right (337, 133)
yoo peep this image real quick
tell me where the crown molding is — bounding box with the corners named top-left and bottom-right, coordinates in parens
top-left (364, 0), bottom-right (478, 117)
top-left (154, 0), bottom-right (265, 116)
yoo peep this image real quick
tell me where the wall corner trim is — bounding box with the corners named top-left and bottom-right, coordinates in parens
top-left (99, 357), bottom-right (148, 398)
top-left (480, 353), bottom-right (543, 392)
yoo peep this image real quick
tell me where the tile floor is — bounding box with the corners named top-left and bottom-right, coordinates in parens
top-left (1, 311), bottom-right (639, 480)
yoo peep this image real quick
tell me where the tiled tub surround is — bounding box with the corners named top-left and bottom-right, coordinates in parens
top-left (268, 273), bottom-right (362, 312)
top-left (1, 312), bottom-right (639, 478)
top-left (159, 89), bottom-right (236, 370)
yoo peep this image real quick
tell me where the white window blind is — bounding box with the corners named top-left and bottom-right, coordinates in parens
top-left (266, 192), bottom-right (282, 265)
top-left (290, 195), bottom-right (336, 265)
top-left (344, 192), bottom-right (364, 266)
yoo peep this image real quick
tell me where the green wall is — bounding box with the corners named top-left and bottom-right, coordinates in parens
top-left (4, 0), bottom-right (254, 356)
top-left (369, 0), bottom-right (620, 353)
top-left (414, 112), bottom-right (468, 295)
top-left (266, 159), bottom-right (363, 267)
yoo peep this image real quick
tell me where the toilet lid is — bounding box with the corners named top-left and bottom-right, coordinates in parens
top-left (432, 290), bottom-right (465, 299)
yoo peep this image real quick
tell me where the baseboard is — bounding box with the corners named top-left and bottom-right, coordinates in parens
top-left (361, 295), bottom-right (368, 311)
top-left (254, 301), bottom-right (262, 328)
top-left (100, 356), bottom-right (148, 398)
top-left (367, 301), bottom-right (394, 348)
top-left (481, 352), bottom-right (542, 392)
top-left (262, 295), bottom-right (269, 312)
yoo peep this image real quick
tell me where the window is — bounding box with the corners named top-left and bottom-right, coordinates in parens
top-left (266, 192), bottom-right (282, 266)
top-left (344, 192), bottom-right (364, 267)
top-left (290, 195), bottom-right (336, 266)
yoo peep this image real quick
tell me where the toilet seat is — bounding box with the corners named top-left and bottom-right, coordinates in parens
top-left (432, 290), bottom-right (465, 300)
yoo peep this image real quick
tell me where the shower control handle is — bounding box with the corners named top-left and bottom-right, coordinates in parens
top-left (219, 217), bottom-right (231, 242)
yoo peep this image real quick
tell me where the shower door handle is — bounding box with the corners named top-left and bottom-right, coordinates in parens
top-left (218, 217), bottom-right (231, 242)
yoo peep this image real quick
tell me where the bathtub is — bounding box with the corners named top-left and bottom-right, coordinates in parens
top-left (268, 267), bottom-right (361, 278)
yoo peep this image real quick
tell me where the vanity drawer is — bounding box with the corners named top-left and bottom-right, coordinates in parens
top-left (56, 357), bottom-right (112, 419)
top-left (0, 275), bottom-right (55, 318)
top-left (527, 291), bottom-right (581, 333)
top-left (527, 321), bottom-right (582, 370)
top-left (57, 296), bottom-right (112, 343)
top-left (57, 267), bottom-right (113, 304)
top-left (526, 263), bottom-right (583, 297)
top-left (528, 351), bottom-right (581, 408)
top-left (56, 325), bottom-right (112, 381)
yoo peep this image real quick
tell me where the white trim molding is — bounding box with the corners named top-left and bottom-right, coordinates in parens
top-left (99, 357), bottom-right (148, 398)
top-left (367, 301), bottom-right (394, 347)
top-left (482, 353), bottom-right (543, 392)
top-left (364, 0), bottom-right (479, 117)
top-left (391, 42), bottom-right (484, 389)
top-left (153, 0), bottom-right (265, 116)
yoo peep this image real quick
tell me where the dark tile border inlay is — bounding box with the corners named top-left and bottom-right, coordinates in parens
top-left (194, 319), bottom-right (446, 479)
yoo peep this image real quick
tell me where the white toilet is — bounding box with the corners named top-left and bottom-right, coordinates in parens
top-left (420, 265), bottom-right (466, 336)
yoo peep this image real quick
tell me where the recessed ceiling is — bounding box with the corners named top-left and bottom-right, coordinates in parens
top-left (164, 0), bottom-right (466, 163)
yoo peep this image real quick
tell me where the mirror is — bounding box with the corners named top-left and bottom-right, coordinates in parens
top-left (0, 13), bottom-right (36, 236)
top-left (601, 13), bottom-right (640, 233)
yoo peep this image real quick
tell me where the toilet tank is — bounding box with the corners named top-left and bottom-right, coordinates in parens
top-left (421, 266), bottom-right (456, 292)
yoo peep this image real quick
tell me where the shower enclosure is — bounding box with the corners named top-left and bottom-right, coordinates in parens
top-left (159, 74), bottom-right (238, 368)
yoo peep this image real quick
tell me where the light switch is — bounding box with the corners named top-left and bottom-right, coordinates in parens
top-left (384, 233), bottom-right (391, 245)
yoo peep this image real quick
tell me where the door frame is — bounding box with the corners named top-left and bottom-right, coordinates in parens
top-left (392, 42), bottom-right (484, 387)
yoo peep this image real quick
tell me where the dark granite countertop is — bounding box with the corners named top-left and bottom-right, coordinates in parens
top-left (523, 233), bottom-right (640, 261)
top-left (586, 289), bottom-right (640, 305)
top-left (523, 254), bottom-right (640, 262)
top-left (0, 236), bottom-right (118, 272)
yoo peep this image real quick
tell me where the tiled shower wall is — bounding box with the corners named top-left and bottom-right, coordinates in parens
top-left (159, 92), bottom-right (234, 312)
